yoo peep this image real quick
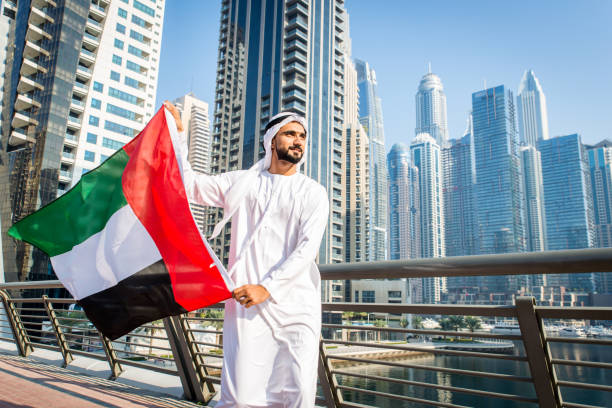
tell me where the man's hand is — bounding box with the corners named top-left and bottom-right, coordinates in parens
top-left (163, 101), bottom-right (184, 132)
top-left (232, 285), bottom-right (270, 308)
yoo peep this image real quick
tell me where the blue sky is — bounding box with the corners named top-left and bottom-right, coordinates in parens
top-left (157, 1), bottom-right (612, 150)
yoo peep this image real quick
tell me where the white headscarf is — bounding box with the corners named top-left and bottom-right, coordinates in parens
top-left (210, 112), bottom-right (308, 239)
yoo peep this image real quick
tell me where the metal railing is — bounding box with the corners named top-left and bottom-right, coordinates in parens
top-left (0, 248), bottom-right (610, 407)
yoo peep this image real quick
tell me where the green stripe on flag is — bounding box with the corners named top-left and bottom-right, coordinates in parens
top-left (8, 149), bottom-right (130, 257)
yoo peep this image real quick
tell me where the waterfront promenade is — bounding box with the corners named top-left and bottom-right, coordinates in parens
top-left (0, 341), bottom-right (214, 408)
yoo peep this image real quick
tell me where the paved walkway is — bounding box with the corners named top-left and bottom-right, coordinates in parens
top-left (0, 353), bottom-right (207, 408)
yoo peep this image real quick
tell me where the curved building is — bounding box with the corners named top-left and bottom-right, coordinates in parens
top-left (415, 68), bottom-right (449, 147)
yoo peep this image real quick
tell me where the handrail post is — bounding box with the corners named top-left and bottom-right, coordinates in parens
top-left (179, 315), bottom-right (216, 397)
top-left (42, 295), bottom-right (73, 367)
top-left (98, 334), bottom-right (123, 380)
top-left (163, 315), bottom-right (212, 403)
top-left (515, 296), bottom-right (561, 408)
top-left (318, 337), bottom-right (343, 408)
top-left (0, 289), bottom-right (33, 356)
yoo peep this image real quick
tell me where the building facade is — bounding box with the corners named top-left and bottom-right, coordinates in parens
top-left (539, 134), bottom-right (595, 291)
top-left (517, 69), bottom-right (549, 146)
top-left (209, 0), bottom-right (347, 267)
top-left (520, 145), bottom-right (546, 252)
top-left (415, 68), bottom-right (449, 147)
top-left (173, 93), bottom-right (212, 233)
top-left (0, 0), bottom-right (164, 283)
top-left (355, 58), bottom-right (387, 261)
top-left (586, 140), bottom-right (612, 249)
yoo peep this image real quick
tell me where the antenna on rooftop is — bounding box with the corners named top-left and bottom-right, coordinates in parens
top-left (427, 62), bottom-right (431, 74)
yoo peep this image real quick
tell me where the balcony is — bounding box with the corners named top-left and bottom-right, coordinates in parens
top-left (66, 116), bottom-right (81, 130)
top-left (25, 23), bottom-right (52, 42)
top-left (12, 111), bottom-right (39, 128)
top-left (70, 98), bottom-right (85, 113)
top-left (75, 64), bottom-right (92, 80)
top-left (20, 57), bottom-right (48, 76)
top-left (89, 2), bottom-right (106, 20)
top-left (79, 47), bottom-right (96, 63)
top-left (29, 6), bottom-right (54, 26)
top-left (59, 169), bottom-right (72, 182)
top-left (31, 0), bottom-right (57, 8)
top-left (8, 128), bottom-right (35, 146)
top-left (72, 81), bottom-right (89, 96)
top-left (23, 40), bottom-right (49, 59)
top-left (61, 150), bottom-right (75, 163)
top-left (17, 75), bottom-right (44, 93)
top-left (285, 50), bottom-right (307, 64)
top-left (15, 93), bottom-right (41, 111)
top-left (63, 132), bottom-right (78, 147)
top-left (82, 31), bottom-right (100, 48)
top-left (85, 17), bottom-right (102, 34)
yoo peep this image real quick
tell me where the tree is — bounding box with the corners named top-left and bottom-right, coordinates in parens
top-left (448, 315), bottom-right (466, 332)
top-left (399, 319), bottom-right (409, 328)
top-left (465, 316), bottom-right (482, 333)
top-left (412, 315), bottom-right (423, 329)
top-left (342, 311), bottom-right (355, 322)
top-left (438, 318), bottom-right (452, 339)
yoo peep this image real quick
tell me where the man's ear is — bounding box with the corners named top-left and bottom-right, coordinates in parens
top-left (270, 136), bottom-right (276, 150)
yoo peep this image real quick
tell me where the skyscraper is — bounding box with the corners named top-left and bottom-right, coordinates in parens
top-left (173, 93), bottom-right (212, 233)
top-left (415, 67), bottom-right (449, 147)
top-left (387, 143), bottom-right (418, 260)
top-left (410, 133), bottom-right (446, 302)
top-left (472, 85), bottom-right (525, 292)
top-left (355, 58), bottom-right (387, 261)
top-left (520, 145), bottom-right (546, 252)
top-left (539, 134), bottom-right (595, 291)
top-left (0, 0), bottom-right (165, 283)
top-left (586, 140), bottom-right (612, 248)
top-left (210, 0), bottom-right (347, 265)
top-left (517, 69), bottom-right (549, 146)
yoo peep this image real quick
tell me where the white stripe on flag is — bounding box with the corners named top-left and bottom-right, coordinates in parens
top-left (51, 204), bottom-right (162, 300)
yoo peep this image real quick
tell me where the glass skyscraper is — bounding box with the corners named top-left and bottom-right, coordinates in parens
top-left (355, 58), bottom-right (387, 261)
top-left (415, 67), bottom-right (449, 147)
top-left (586, 140), bottom-right (612, 248)
top-left (210, 0), bottom-right (347, 265)
top-left (517, 69), bottom-right (549, 146)
top-left (520, 145), bottom-right (546, 252)
top-left (1, 0), bottom-right (164, 283)
top-left (472, 86), bottom-right (525, 256)
top-left (539, 134), bottom-right (595, 291)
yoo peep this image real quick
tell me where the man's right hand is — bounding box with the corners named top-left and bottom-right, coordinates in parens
top-left (163, 101), bottom-right (184, 132)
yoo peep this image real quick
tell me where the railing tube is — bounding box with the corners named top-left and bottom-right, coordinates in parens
top-left (0, 289), bottom-right (33, 356)
top-left (42, 295), bottom-right (74, 367)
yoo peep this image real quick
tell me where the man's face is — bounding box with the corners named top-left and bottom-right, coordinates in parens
top-left (272, 121), bottom-right (306, 165)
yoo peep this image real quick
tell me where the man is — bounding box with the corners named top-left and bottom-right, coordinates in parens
top-left (164, 102), bottom-right (329, 407)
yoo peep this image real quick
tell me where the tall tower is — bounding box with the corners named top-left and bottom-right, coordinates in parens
top-left (472, 86), bottom-right (525, 292)
top-left (585, 140), bottom-right (612, 249)
top-left (415, 66), bottom-right (449, 147)
top-left (539, 134), bottom-right (595, 291)
top-left (355, 58), bottom-right (387, 261)
top-left (210, 0), bottom-right (348, 265)
top-left (387, 143), bottom-right (419, 260)
top-left (517, 69), bottom-right (549, 146)
top-left (410, 133), bottom-right (446, 303)
top-left (520, 145), bottom-right (546, 252)
top-left (0, 0), bottom-right (165, 283)
top-left (173, 93), bottom-right (212, 233)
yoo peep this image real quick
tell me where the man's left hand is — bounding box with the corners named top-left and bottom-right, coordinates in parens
top-left (232, 285), bottom-right (270, 308)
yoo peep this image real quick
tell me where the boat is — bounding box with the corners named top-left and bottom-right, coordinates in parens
top-left (558, 326), bottom-right (586, 338)
top-left (491, 323), bottom-right (521, 335)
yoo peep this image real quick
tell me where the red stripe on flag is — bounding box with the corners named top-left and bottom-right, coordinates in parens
top-left (121, 107), bottom-right (231, 310)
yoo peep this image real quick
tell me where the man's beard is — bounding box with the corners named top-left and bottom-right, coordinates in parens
top-left (276, 145), bottom-right (303, 164)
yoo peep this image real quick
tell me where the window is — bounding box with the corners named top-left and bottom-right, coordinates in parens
top-left (114, 39), bottom-right (124, 49)
top-left (107, 103), bottom-right (138, 121)
top-left (130, 30), bottom-right (146, 43)
top-left (124, 76), bottom-right (141, 89)
top-left (131, 14), bottom-right (148, 29)
top-left (102, 137), bottom-right (125, 150)
top-left (116, 23), bottom-right (126, 34)
top-left (110, 71), bottom-right (120, 81)
top-left (86, 133), bottom-right (97, 144)
top-left (82, 168), bottom-right (90, 175)
top-left (388, 291), bottom-right (402, 298)
top-left (126, 60), bottom-right (144, 73)
top-left (90, 98), bottom-right (101, 109)
top-left (361, 291), bottom-right (375, 303)
top-left (118, 8), bottom-right (127, 18)
top-left (108, 87), bottom-right (140, 106)
top-left (93, 81), bottom-right (103, 92)
top-left (128, 45), bottom-right (147, 60)
top-left (134, 0), bottom-right (155, 17)
top-left (105, 121), bottom-right (136, 137)
top-left (84, 151), bottom-right (95, 162)
top-left (101, 154), bottom-right (109, 162)
top-left (112, 54), bottom-right (122, 65)
top-left (89, 116), bottom-right (99, 127)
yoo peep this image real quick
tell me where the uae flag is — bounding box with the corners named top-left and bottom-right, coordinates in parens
top-left (8, 107), bottom-right (233, 340)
